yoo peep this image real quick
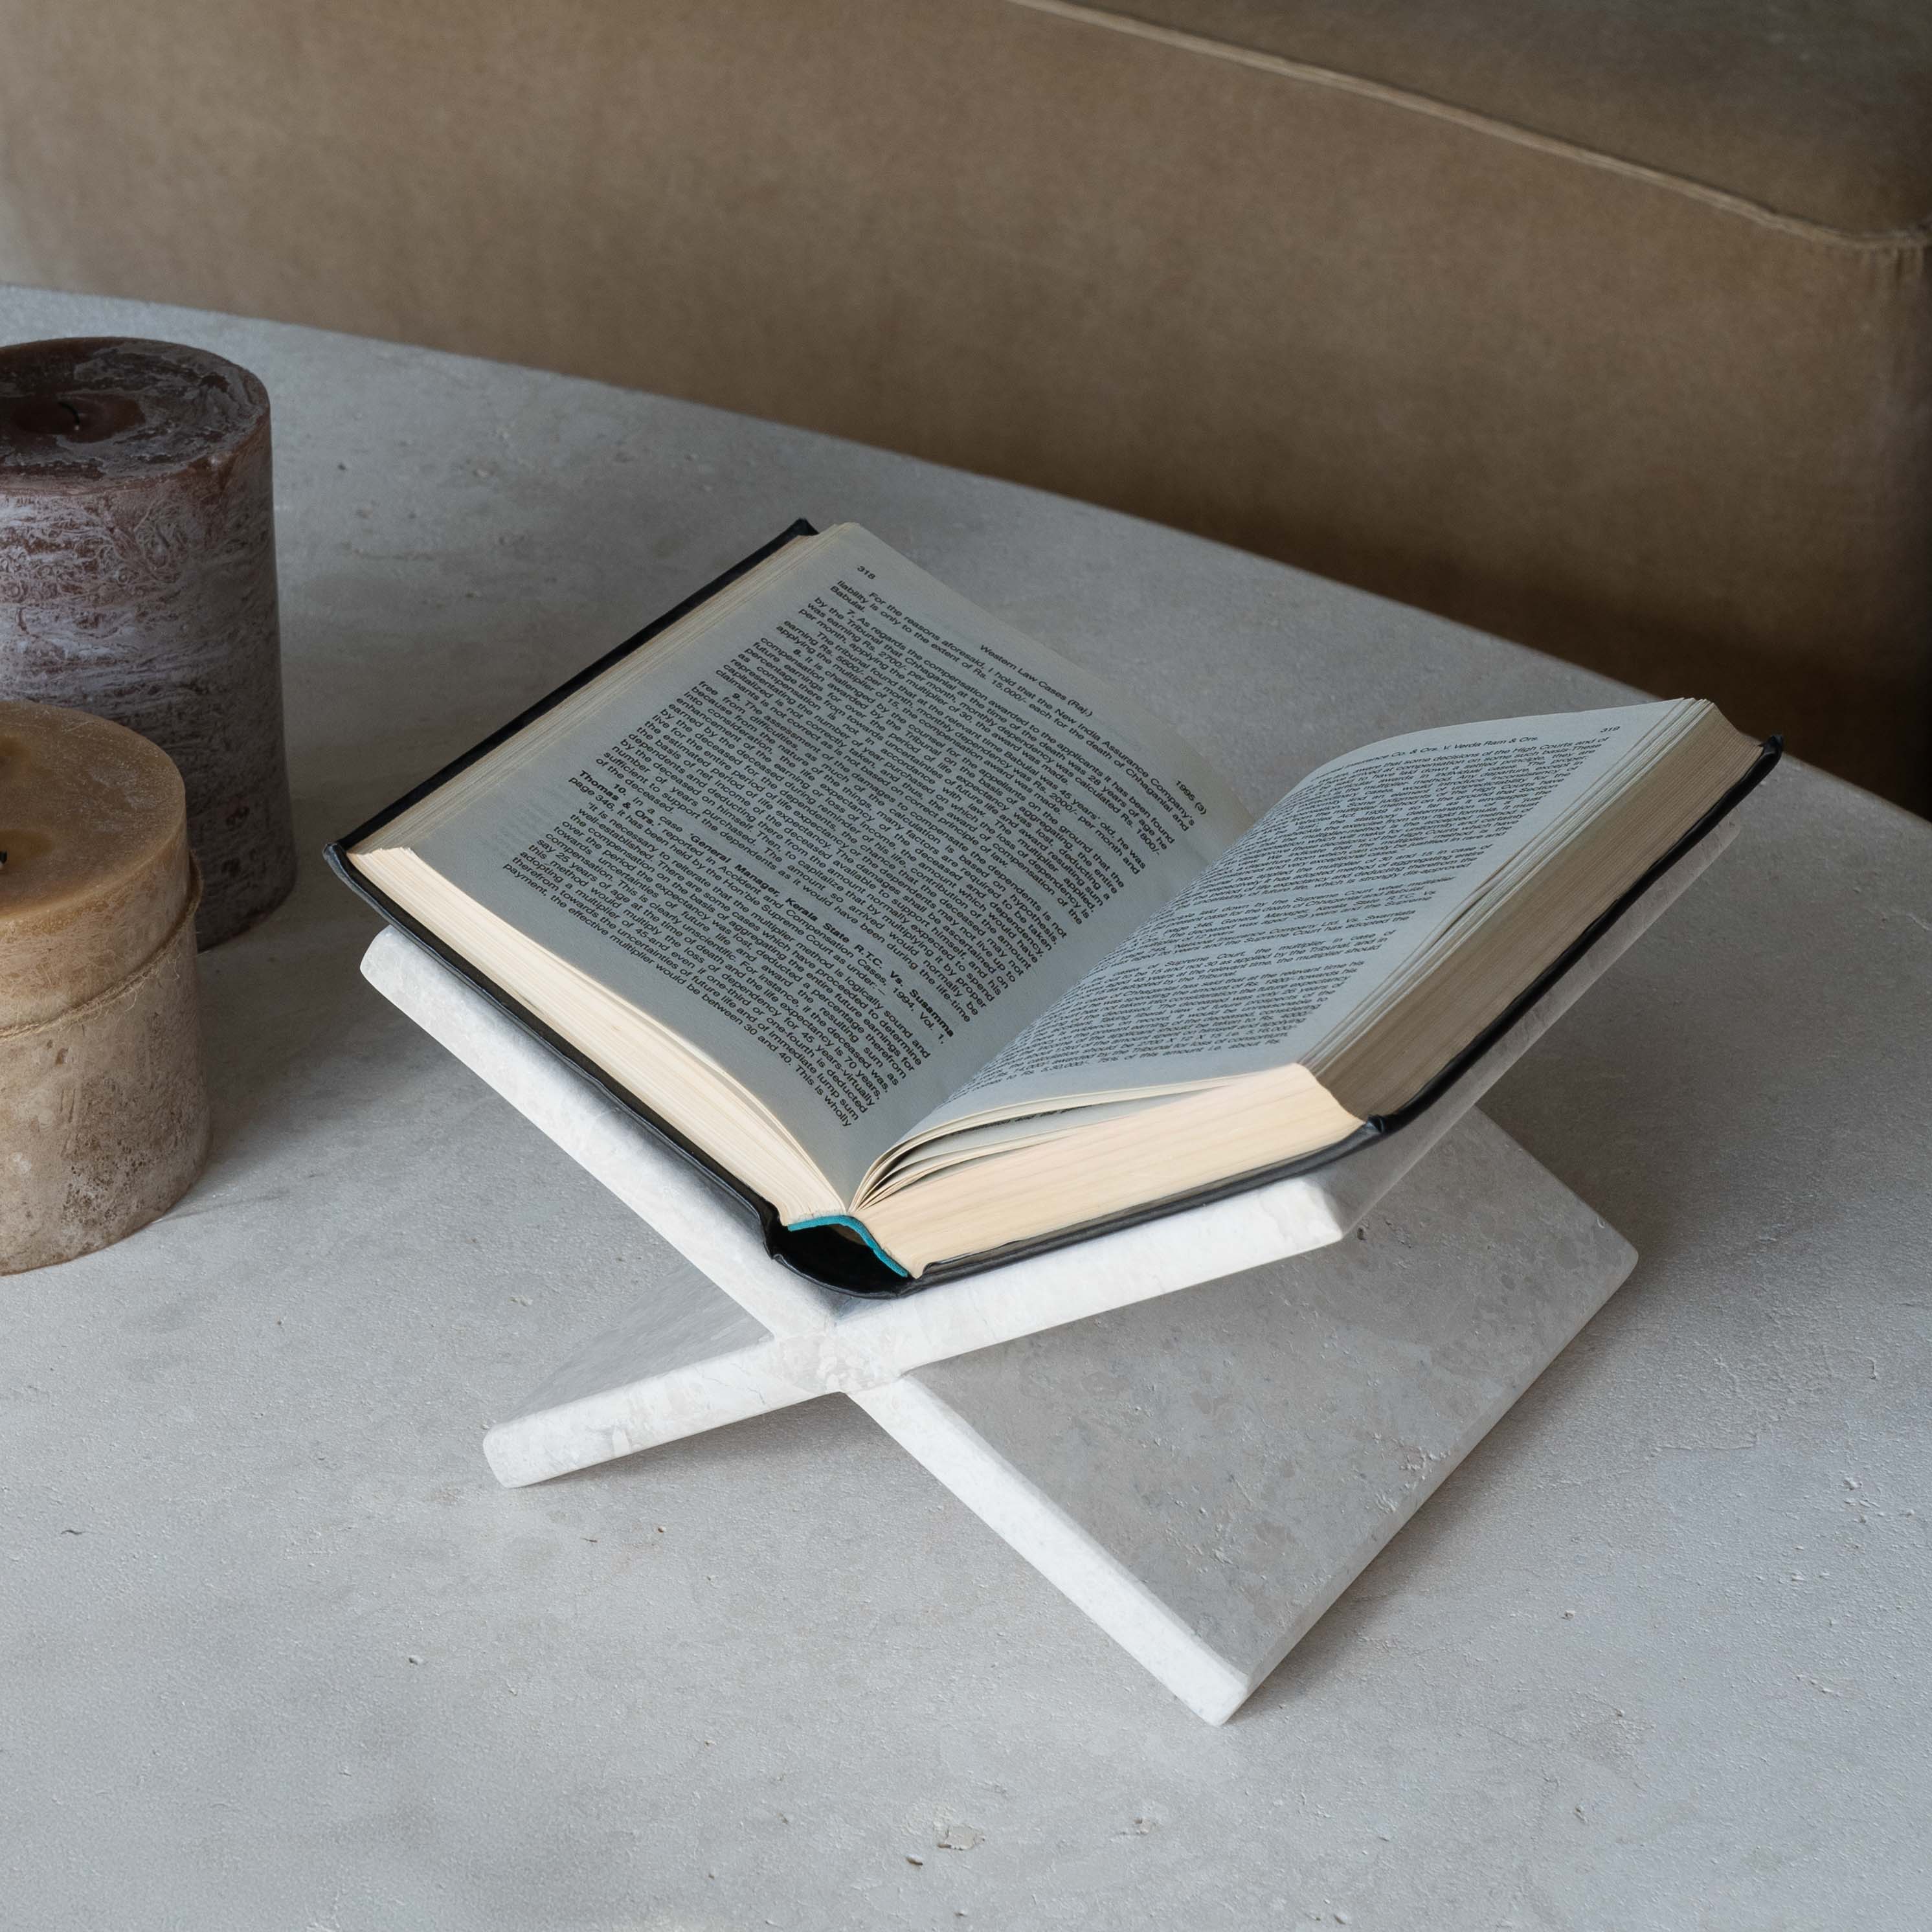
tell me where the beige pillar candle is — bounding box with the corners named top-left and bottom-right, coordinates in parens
top-left (1, 700), bottom-right (209, 1273)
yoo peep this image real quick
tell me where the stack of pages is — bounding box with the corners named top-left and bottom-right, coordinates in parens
top-left (335, 522), bottom-right (1772, 1285)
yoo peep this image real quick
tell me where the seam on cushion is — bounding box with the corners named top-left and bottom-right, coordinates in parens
top-left (1005, 0), bottom-right (1932, 251)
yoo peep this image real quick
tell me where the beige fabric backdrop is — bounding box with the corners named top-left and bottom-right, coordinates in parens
top-left (3, 0), bottom-right (1927, 807)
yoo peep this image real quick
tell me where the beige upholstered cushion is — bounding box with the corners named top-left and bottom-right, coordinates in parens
top-left (3, 0), bottom-right (1926, 805)
top-left (1097, 0), bottom-right (1932, 232)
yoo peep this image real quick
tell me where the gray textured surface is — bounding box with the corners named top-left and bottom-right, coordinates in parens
top-left (2, 286), bottom-right (1927, 1931)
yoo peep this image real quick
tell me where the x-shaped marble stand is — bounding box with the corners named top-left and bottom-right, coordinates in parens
top-left (361, 824), bottom-right (1727, 1722)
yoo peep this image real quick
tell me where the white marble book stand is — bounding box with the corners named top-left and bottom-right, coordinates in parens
top-left (361, 824), bottom-right (1731, 1723)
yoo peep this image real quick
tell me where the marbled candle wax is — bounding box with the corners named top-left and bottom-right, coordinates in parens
top-left (0, 701), bottom-right (208, 1272)
top-left (0, 337), bottom-right (297, 947)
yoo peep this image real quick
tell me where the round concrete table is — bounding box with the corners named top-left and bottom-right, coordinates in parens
top-left (4, 285), bottom-right (1926, 1931)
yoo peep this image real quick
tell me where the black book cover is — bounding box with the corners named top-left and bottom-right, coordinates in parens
top-left (328, 523), bottom-right (1781, 1297)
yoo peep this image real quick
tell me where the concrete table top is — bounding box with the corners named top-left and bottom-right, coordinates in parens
top-left (3, 285), bottom-right (1927, 1931)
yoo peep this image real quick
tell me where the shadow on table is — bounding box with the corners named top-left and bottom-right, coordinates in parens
top-left (186, 785), bottom-right (420, 1195)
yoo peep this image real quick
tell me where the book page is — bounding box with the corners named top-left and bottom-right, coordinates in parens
top-left (392, 526), bottom-right (1250, 1197)
top-left (925, 703), bottom-right (1689, 1125)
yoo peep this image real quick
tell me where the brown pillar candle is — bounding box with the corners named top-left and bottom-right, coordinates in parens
top-left (1, 701), bottom-right (209, 1274)
top-left (0, 336), bottom-right (297, 947)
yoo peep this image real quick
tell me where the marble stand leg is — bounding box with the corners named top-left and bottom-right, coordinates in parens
top-left (855, 1113), bottom-right (1632, 1722)
top-left (361, 927), bottom-right (1646, 1721)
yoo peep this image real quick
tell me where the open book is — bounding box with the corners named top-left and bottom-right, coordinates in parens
top-left (333, 522), bottom-right (1773, 1288)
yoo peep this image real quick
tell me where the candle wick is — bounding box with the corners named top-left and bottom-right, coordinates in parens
top-left (58, 400), bottom-right (82, 432)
